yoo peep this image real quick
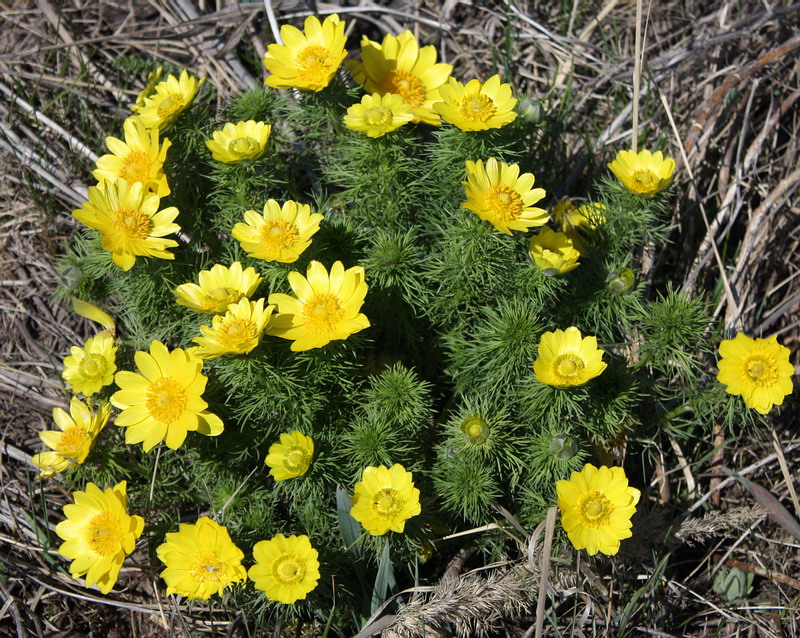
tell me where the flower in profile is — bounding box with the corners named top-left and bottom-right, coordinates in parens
top-left (191, 298), bottom-right (274, 359)
top-left (92, 116), bottom-right (171, 197)
top-left (351, 464), bottom-right (421, 536)
top-left (205, 120), bottom-right (272, 164)
top-left (608, 149), bottom-right (675, 197)
top-left (344, 93), bottom-right (414, 138)
top-left (462, 157), bottom-right (548, 235)
top-left (263, 14), bottom-right (347, 92)
top-left (717, 333), bottom-right (794, 414)
top-left (135, 69), bottom-right (205, 130)
top-left (156, 517), bottom-right (247, 601)
top-left (349, 30), bottom-right (453, 125)
top-left (55, 481), bottom-right (144, 594)
top-left (553, 198), bottom-right (606, 256)
top-left (62, 332), bottom-right (118, 396)
top-left (111, 340), bottom-right (223, 452)
top-left (232, 199), bottom-right (323, 264)
top-left (249, 534), bottom-right (320, 604)
top-left (132, 66), bottom-right (163, 112)
top-left (268, 261), bottom-right (369, 351)
top-left (557, 463), bottom-right (640, 556)
top-left (434, 75), bottom-right (517, 131)
top-left (534, 327), bottom-right (607, 388)
top-left (529, 227), bottom-right (581, 275)
top-left (32, 399), bottom-right (110, 478)
top-left (265, 431), bottom-right (314, 481)
top-left (72, 179), bottom-right (180, 271)
top-left (173, 262), bottom-right (262, 315)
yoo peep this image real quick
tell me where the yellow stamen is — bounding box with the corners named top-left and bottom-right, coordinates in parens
top-left (484, 184), bottom-right (523, 221)
top-left (260, 220), bottom-right (300, 252)
top-left (145, 377), bottom-right (187, 423)
top-left (55, 427), bottom-right (91, 459)
top-left (272, 553), bottom-right (305, 585)
top-left (383, 70), bottom-right (426, 107)
top-left (295, 45), bottom-right (332, 86)
top-left (301, 294), bottom-right (344, 335)
top-left (113, 207), bottom-right (153, 239)
top-left (87, 512), bottom-right (124, 556)
top-left (575, 490), bottom-right (614, 527)
top-left (459, 94), bottom-right (496, 122)
top-left (371, 488), bottom-right (403, 519)
top-left (119, 151), bottom-right (151, 185)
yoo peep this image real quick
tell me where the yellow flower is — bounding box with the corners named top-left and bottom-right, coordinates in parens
top-left (249, 534), bottom-right (320, 604)
top-left (434, 75), bottom-right (517, 131)
top-left (232, 199), bottom-right (323, 264)
top-left (529, 227), bottom-right (581, 275)
top-left (717, 333), bottom-right (794, 414)
top-left (608, 149), bottom-right (675, 197)
top-left (349, 30), bottom-right (453, 125)
top-left (462, 157), bottom-right (548, 235)
top-left (534, 327), bottom-right (607, 388)
top-left (156, 517), bottom-right (247, 601)
top-left (553, 198), bottom-right (606, 256)
top-left (92, 115), bottom-right (171, 197)
top-left (62, 332), bottom-right (118, 396)
top-left (132, 66), bottom-right (163, 112)
top-left (55, 481), bottom-right (144, 594)
top-left (111, 340), bottom-right (223, 452)
top-left (32, 399), bottom-right (110, 478)
top-left (191, 298), bottom-right (275, 359)
top-left (268, 261), bottom-right (369, 351)
top-left (263, 14), bottom-right (347, 92)
top-left (344, 93), bottom-right (414, 137)
top-left (173, 262), bottom-right (263, 315)
top-left (205, 120), bottom-right (272, 164)
top-left (350, 463), bottom-right (421, 536)
top-left (135, 69), bottom-right (205, 130)
top-left (557, 464), bottom-right (640, 556)
top-left (71, 298), bottom-right (116, 333)
top-left (265, 431), bottom-right (314, 481)
top-left (72, 179), bottom-right (180, 271)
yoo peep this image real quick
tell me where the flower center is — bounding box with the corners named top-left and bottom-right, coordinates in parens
top-left (189, 551), bottom-right (230, 584)
top-left (301, 293), bottom-right (345, 335)
top-left (79, 353), bottom-right (107, 379)
top-left (459, 94), bottom-right (496, 122)
top-left (461, 416), bottom-right (489, 444)
top-left (371, 488), bottom-right (403, 519)
top-left (285, 447), bottom-right (310, 472)
top-left (485, 184), bottom-right (523, 220)
top-left (119, 150), bottom-right (151, 185)
top-left (216, 318), bottom-right (258, 348)
top-left (744, 353), bottom-right (778, 386)
top-left (209, 287), bottom-right (239, 303)
top-left (575, 490), bottom-right (614, 527)
top-left (145, 377), bottom-right (187, 424)
top-left (87, 512), bottom-right (124, 557)
top-left (229, 137), bottom-right (261, 156)
top-left (364, 107), bottom-right (393, 128)
top-left (272, 553), bottom-right (305, 585)
top-left (631, 169), bottom-right (659, 194)
top-left (112, 207), bottom-right (153, 240)
top-left (295, 45), bottom-right (332, 85)
top-left (156, 94), bottom-right (183, 119)
top-left (383, 70), bottom-right (426, 107)
top-left (55, 426), bottom-right (91, 459)
top-left (553, 354), bottom-right (585, 384)
top-left (260, 220), bottom-right (300, 252)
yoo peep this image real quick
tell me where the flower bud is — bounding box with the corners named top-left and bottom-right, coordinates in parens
top-left (606, 268), bottom-right (635, 295)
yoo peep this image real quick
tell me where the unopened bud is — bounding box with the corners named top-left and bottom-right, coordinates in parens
top-left (606, 268), bottom-right (635, 296)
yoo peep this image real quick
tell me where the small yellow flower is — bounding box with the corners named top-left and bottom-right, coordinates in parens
top-left (717, 333), bottom-right (794, 414)
top-left (55, 481), bottom-right (144, 594)
top-left (557, 464), bottom-right (640, 556)
top-left (265, 431), bottom-right (314, 481)
top-left (529, 227), bottom-right (581, 275)
top-left (349, 30), bottom-right (453, 125)
top-left (434, 75), bottom-right (517, 131)
top-left (268, 261), bottom-right (369, 351)
top-left (263, 14), bottom-right (347, 92)
top-left (534, 327), bottom-right (607, 388)
top-left (173, 262), bottom-right (263, 315)
top-left (462, 157), bottom-right (548, 235)
top-left (62, 332), bottom-right (118, 397)
top-left (73, 179), bottom-right (180, 271)
top-left (344, 93), bottom-right (414, 138)
top-left (232, 199), bottom-right (323, 264)
top-left (249, 534), bottom-right (320, 604)
top-left (32, 399), bottom-right (110, 478)
top-left (351, 463), bottom-right (421, 536)
top-left (132, 66), bottom-right (163, 112)
top-left (608, 149), bottom-right (675, 197)
top-left (156, 517), bottom-right (247, 601)
top-left (135, 69), bottom-right (205, 130)
top-left (111, 340), bottom-right (224, 452)
top-left (553, 198), bottom-right (606, 256)
top-left (191, 298), bottom-right (274, 359)
top-left (205, 120), bottom-right (272, 164)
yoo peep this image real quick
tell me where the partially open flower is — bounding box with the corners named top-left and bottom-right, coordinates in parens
top-left (205, 120), bottom-right (271, 164)
top-left (534, 326), bottom-right (607, 388)
top-left (608, 149), bottom-right (675, 197)
top-left (434, 75), bottom-right (517, 131)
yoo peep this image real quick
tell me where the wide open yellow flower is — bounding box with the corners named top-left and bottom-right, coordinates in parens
top-left (249, 533), bottom-right (320, 604)
top-left (205, 120), bottom-right (272, 164)
top-left (534, 327), bottom-right (607, 388)
top-left (232, 199), bottom-right (323, 264)
top-left (608, 149), bottom-right (675, 197)
top-left (92, 115), bottom-right (171, 197)
top-left (191, 297), bottom-right (274, 359)
top-left (553, 198), bottom-right (606, 256)
top-left (268, 261), bottom-right (369, 351)
top-left (111, 340), bottom-right (223, 452)
top-left (132, 66), bottom-right (163, 112)
top-left (434, 75), bottom-right (517, 131)
top-left (135, 69), bottom-right (205, 130)
top-left (351, 463), bottom-right (421, 536)
top-left (529, 227), bottom-right (581, 275)
top-left (55, 481), bottom-right (144, 594)
top-left (173, 262), bottom-right (262, 315)
top-left (32, 398), bottom-right (110, 478)
top-left (462, 157), bottom-right (548, 235)
top-left (557, 464), bottom-right (640, 556)
top-left (263, 14), bottom-right (347, 91)
top-left (62, 332), bottom-right (117, 396)
top-left (265, 431), bottom-right (314, 481)
top-left (156, 517), bottom-right (247, 601)
top-left (717, 333), bottom-right (794, 414)
top-left (73, 179), bottom-right (180, 271)
top-left (344, 93), bottom-right (413, 138)
top-left (349, 30), bottom-right (453, 125)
